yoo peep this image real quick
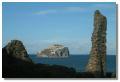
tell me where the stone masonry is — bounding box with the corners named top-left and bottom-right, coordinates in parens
top-left (86, 10), bottom-right (107, 77)
top-left (5, 40), bottom-right (33, 63)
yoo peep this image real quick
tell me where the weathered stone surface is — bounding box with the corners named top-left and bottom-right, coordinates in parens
top-left (37, 44), bottom-right (69, 58)
top-left (86, 10), bottom-right (107, 77)
top-left (4, 40), bottom-right (32, 62)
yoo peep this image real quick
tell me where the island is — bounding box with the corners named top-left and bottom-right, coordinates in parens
top-left (37, 44), bottom-right (69, 58)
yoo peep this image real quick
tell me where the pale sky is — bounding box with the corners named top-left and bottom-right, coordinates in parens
top-left (2, 2), bottom-right (116, 55)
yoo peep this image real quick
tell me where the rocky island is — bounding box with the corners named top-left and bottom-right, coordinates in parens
top-left (37, 44), bottom-right (69, 58)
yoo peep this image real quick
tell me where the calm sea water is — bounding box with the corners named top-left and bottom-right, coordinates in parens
top-left (29, 55), bottom-right (116, 72)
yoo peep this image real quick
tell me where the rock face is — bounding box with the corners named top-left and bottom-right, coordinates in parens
top-left (86, 10), bottom-right (107, 77)
top-left (37, 44), bottom-right (69, 58)
top-left (4, 40), bottom-right (32, 62)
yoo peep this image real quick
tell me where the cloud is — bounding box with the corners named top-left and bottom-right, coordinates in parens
top-left (33, 4), bottom-right (116, 16)
top-left (34, 10), bottom-right (57, 15)
top-left (31, 3), bottom-right (116, 16)
top-left (34, 7), bottom-right (87, 15)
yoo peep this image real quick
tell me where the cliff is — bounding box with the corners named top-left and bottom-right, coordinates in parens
top-left (37, 44), bottom-right (69, 58)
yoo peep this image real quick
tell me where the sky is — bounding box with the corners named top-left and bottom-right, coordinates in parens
top-left (2, 2), bottom-right (117, 55)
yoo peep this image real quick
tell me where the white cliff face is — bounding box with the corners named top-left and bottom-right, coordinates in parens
top-left (37, 44), bottom-right (69, 58)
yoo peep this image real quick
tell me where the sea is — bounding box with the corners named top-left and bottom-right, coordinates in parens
top-left (29, 55), bottom-right (116, 73)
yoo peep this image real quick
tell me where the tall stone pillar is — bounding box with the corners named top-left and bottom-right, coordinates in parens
top-left (86, 10), bottom-right (107, 77)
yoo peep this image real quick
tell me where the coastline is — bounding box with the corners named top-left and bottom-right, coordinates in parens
top-left (29, 55), bottom-right (116, 73)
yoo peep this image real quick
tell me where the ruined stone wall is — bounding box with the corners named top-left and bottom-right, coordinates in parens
top-left (5, 40), bottom-right (33, 63)
top-left (86, 10), bottom-right (107, 77)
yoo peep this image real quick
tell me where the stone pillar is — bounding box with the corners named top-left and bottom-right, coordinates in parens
top-left (86, 10), bottom-right (107, 77)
